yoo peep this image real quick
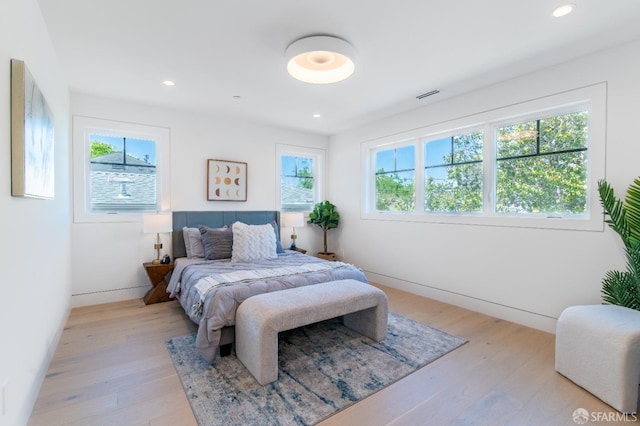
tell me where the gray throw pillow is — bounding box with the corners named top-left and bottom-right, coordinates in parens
top-left (199, 226), bottom-right (233, 260)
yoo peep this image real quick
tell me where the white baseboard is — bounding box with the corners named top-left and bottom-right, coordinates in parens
top-left (71, 286), bottom-right (147, 308)
top-left (365, 271), bottom-right (558, 334)
top-left (24, 303), bottom-right (71, 425)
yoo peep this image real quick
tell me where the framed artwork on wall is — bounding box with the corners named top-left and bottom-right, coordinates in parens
top-left (11, 59), bottom-right (55, 199)
top-left (207, 159), bottom-right (247, 201)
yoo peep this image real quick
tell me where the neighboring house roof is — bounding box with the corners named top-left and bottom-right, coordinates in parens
top-left (281, 183), bottom-right (313, 205)
top-left (90, 170), bottom-right (157, 208)
top-left (90, 153), bottom-right (157, 208)
top-left (90, 153), bottom-right (155, 174)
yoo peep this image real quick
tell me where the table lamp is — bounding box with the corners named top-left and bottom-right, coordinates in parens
top-left (281, 212), bottom-right (305, 250)
top-left (143, 212), bottom-right (172, 264)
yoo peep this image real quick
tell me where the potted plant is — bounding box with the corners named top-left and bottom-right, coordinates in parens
top-left (307, 200), bottom-right (340, 260)
top-left (598, 177), bottom-right (640, 311)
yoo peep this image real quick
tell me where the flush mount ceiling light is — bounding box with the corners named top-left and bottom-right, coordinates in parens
top-left (285, 35), bottom-right (356, 84)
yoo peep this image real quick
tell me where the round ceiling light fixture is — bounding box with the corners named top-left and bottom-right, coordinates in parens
top-left (285, 35), bottom-right (356, 84)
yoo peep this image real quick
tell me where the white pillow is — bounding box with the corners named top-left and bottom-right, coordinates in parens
top-left (182, 227), bottom-right (205, 258)
top-left (231, 221), bottom-right (277, 262)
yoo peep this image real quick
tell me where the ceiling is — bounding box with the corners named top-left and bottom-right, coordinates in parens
top-left (37, 0), bottom-right (640, 136)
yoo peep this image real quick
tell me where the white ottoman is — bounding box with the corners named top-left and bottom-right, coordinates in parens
top-left (555, 304), bottom-right (640, 413)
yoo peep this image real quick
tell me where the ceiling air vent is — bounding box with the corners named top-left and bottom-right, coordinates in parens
top-left (416, 90), bottom-right (440, 100)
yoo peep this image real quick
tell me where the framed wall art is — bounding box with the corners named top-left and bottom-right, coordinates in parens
top-left (11, 59), bottom-right (55, 199)
top-left (207, 159), bottom-right (247, 201)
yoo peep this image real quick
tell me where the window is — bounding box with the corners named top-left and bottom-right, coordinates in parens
top-left (495, 111), bottom-right (588, 215)
top-left (276, 145), bottom-right (325, 211)
top-left (73, 116), bottom-right (171, 223)
top-left (89, 135), bottom-right (157, 212)
top-left (424, 131), bottom-right (483, 213)
top-left (362, 83), bottom-right (606, 231)
top-left (281, 155), bottom-right (314, 210)
top-left (375, 145), bottom-right (415, 212)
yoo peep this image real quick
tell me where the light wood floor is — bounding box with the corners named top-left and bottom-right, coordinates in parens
top-left (29, 284), bottom-right (633, 426)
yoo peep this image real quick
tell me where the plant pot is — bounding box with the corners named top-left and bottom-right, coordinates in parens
top-left (316, 252), bottom-right (337, 261)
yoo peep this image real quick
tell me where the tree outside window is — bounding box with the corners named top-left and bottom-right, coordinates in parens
top-left (495, 111), bottom-right (588, 215)
top-left (362, 85), bottom-right (604, 231)
top-left (372, 112), bottom-right (588, 217)
top-left (424, 131), bottom-right (483, 213)
top-left (375, 145), bottom-right (415, 212)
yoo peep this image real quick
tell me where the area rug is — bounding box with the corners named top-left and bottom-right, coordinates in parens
top-left (166, 312), bottom-right (467, 426)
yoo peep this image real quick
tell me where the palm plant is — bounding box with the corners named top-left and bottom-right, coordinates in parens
top-left (307, 200), bottom-right (340, 255)
top-left (598, 177), bottom-right (640, 310)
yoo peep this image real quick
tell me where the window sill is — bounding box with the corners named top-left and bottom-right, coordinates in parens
top-left (360, 210), bottom-right (604, 232)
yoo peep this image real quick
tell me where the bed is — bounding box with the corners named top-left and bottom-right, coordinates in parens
top-left (167, 210), bottom-right (369, 363)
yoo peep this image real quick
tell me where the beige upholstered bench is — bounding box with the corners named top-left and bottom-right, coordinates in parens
top-left (235, 279), bottom-right (388, 385)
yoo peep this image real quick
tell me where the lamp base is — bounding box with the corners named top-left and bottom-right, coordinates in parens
top-left (153, 241), bottom-right (163, 265)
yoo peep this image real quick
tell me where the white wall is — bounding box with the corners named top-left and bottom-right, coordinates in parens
top-left (0, 1), bottom-right (71, 424)
top-left (330, 39), bottom-right (640, 333)
top-left (70, 94), bottom-right (328, 306)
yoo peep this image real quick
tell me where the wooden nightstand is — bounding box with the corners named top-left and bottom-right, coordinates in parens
top-left (295, 247), bottom-right (307, 254)
top-left (315, 252), bottom-right (337, 261)
top-left (142, 262), bottom-right (174, 305)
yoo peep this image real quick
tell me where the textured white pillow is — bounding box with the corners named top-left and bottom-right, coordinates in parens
top-left (231, 221), bottom-right (277, 262)
top-left (182, 227), bottom-right (205, 258)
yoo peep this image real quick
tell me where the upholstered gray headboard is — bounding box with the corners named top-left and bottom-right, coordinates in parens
top-left (172, 210), bottom-right (279, 259)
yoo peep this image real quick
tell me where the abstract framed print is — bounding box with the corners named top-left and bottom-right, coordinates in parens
top-left (11, 59), bottom-right (55, 199)
top-left (207, 159), bottom-right (247, 201)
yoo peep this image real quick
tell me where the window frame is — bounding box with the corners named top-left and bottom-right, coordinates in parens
top-left (423, 128), bottom-right (485, 214)
top-left (361, 83), bottom-right (606, 231)
top-left (276, 144), bottom-right (326, 212)
top-left (374, 144), bottom-right (417, 212)
top-left (491, 106), bottom-right (590, 217)
top-left (72, 115), bottom-right (171, 223)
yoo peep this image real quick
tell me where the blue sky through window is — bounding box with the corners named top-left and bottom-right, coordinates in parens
top-left (375, 150), bottom-right (394, 172)
top-left (281, 155), bottom-right (313, 176)
top-left (281, 155), bottom-right (297, 175)
top-left (396, 146), bottom-right (414, 170)
top-left (425, 137), bottom-right (451, 167)
top-left (376, 146), bottom-right (415, 172)
top-left (91, 134), bottom-right (156, 165)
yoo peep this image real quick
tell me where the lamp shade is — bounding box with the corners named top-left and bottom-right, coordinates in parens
top-left (285, 35), bottom-right (356, 84)
top-left (281, 212), bottom-right (304, 228)
top-left (143, 212), bottom-right (172, 233)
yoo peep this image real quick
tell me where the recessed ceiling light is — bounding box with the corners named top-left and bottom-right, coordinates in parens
top-left (552, 4), bottom-right (575, 17)
top-left (312, 113), bottom-right (321, 118)
top-left (285, 35), bottom-right (356, 84)
top-left (162, 80), bottom-right (175, 86)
